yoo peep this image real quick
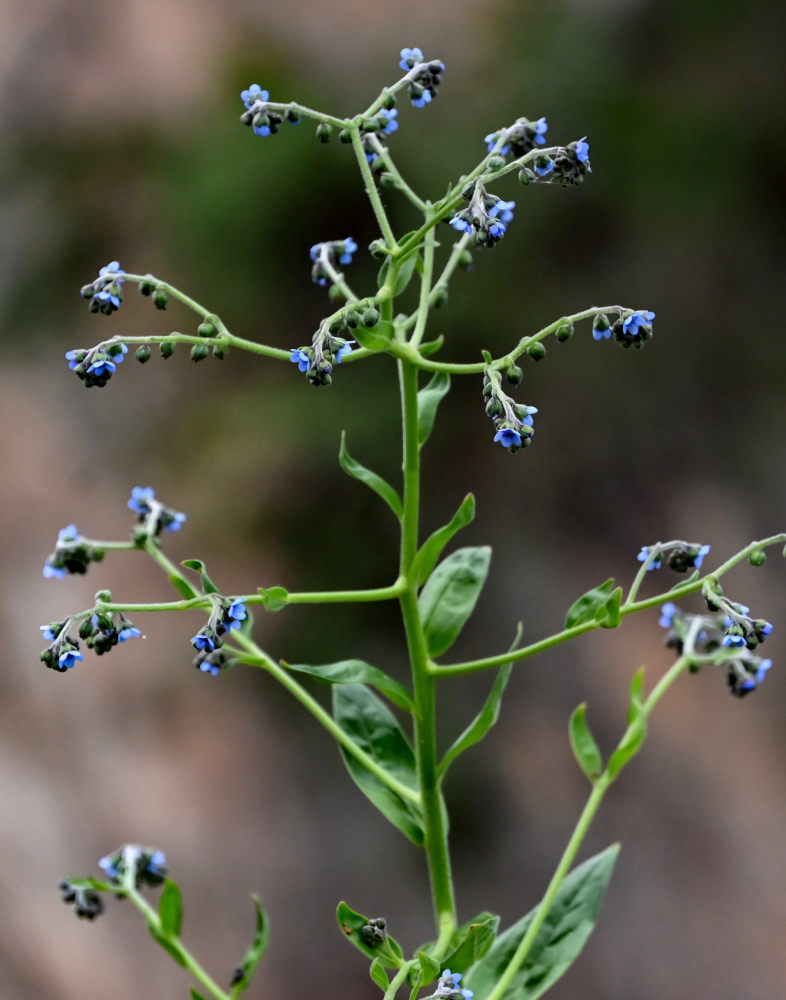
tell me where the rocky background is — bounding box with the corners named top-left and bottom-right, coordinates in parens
top-left (2, 1), bottom-right (786, 997)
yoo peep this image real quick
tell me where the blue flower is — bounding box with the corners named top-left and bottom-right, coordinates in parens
top-left (191, 633), bottom-right (216, 652)
top-left (43, 561), bottom-right (66, 579)
top-left (575, 137), bottom-right (590, 162)
top-left (58, 648), bottom-right (83, 670)
top-left (637, 546), bottom-right (662, 569)
top-left (128, 486), bottom-right (155, 513)
top-left (290, 349), bottom-right (311, 372)
top-left (592, 327), bottom-right (611, 341)
top-left (693, 544), bottom-right (710, 569)
top-left (488, 220), bottom-right (506, 239)
top-left (722, 633), bottom-right (747, 648)
top-left (519, 404), bottom-right (538, 426)
top-left (99, 261), bottom-right (125, 280)
top-left (622, 311), bottom-right (656, 337)
top-left (380, 108), bottom-right (398, 134)
top-left (494, 427), bottom-right (522, 448)
top-left (437, 970), bottom-right (474, 1000)
top-left (449, 216), bottom-right (472, 233)
top-left (399, 47), bottom-right (424, 70)
top-left (87, 356), bottom-right (117, 378)
top-left (760, 621), bottom-right (774, 637)
top-left (335, 342), bottom-right (353, 363)
top-left (198, 659), bottom-right (221, 676)
top-left (534, 157), bottom-right (554, 176)
top-left (98, 855), bottom-right (120, 880)
top-left (338, 238), bottom-right (358, 265)
top-left (755, 659), bottom-right (772, 684)
top-left (118, 626), bottom-right (142, 642)
top-left (411, 89), bottom-right (432, 109)
top-left (241, 84), bottom-right (269, 109)
top-left (532, 117), bottom-right (548, 144)
top-left (489, 200), bottom-right (515, 224)
top-left (147, 850), bottom-right (167, 877)
top-left (659, 602), bottom-right (677, 628)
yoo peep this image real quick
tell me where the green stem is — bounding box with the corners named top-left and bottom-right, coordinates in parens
top-left (350, 128), bottom-right (397, 248)
top-left (143, 539), bottom-right (200, 599)
top-left (124, 885), bottom-right (230, 1000)
top-left (384, 962), bottom-right (415, 1000)
top-left (366, 134), bottom-right (428, 212)
top-left (229, 631), bottom-right (421, 806)
top-left (259, 102), bottom-right (348, 129)
top-left (409, 237), bottom-right (436, 350)
top-left (397, 357), bottom-right (457, 935)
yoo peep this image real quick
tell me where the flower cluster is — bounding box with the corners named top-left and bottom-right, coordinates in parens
top-left (355, 105), bottom-right (399, 163)
top-left (398, 47), bottom-right (445, 107)
top-left (58, 879), bottom-right (104, 920)
top-left (450, 183), bottom-right (515, 247)
top-left (190, 597), bottom-right (247, 674)
top-left (430, 969), bottom-right (474, 1000)
top-left (43, 524), bottom-right (105, 579)
top-left (637, 541), bottom-right (710, 573)
top-left (40, 621), bottom-right (83, 672)
top-left (551, 138), bottom-right (591, 186)
top-left (659, 599), bottom-right (774, 697)
top-left (483, 368), bottom-right (537, 453)
top-left (79, 607), bottom-right (142, 656)
top-left (485, 115), bottom-right (548, 157)
top-left (613, 310), bottom-right (656, 349)
top-left (239, 85), bottom-right (300, 136)
top-left (309, 239), bottom-right (358, 286)
top-left (65, 342), bottom-right (129, 388)
top-left (79, 261), bottom-right (125, 315)
top-left (128, 487), bottom-right (187, 539)
top-left (99, 845), bottom-right (168, 888)
top-left (290, 325), bottom-right (354, 387)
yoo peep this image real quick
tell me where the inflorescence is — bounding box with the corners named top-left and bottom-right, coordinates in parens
top-left (398, 47), bottom-right (445, 107)
top-left (637, 540), bottom-right (710, 573)
top-left (99, 845), bottom-right (168, 887)
top-left (483, 367), bottom-right (537, 452)
top-left (43, 524), bottom-right (104, 579)
top-left (451, 183), bottom-right (515, 247)
top-left (240, 85), bottom-right (300, 136)
top-left (427, 969), bottom-right (474, 1000)
top-left (190, 597), bottom-right (247, 676)
top-left (128, 486), bottom-right (187, 539)
top-left (290, 323), bottom-right (354, 387)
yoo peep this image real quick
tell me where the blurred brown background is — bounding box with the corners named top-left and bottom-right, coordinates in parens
top-left (2, 0), bottom-right (786, 997)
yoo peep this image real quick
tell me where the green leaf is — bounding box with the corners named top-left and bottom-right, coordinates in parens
top-left (146, 920), bottom-right (187, 968)
top-left (336, 901), bottom-right (404, 968)
top-left (158, 879), bottom-right (183, 937)
top-left (411, 494), bottom-right (476, 588)
top-left (419, 335), bottom-right (444, 357)
top-left (378, 248), bottom-right (419, 295)
top-left (627, 667), bottom-right (645, 725)
top-left (339, 432), bottom-right (403, 520)
top-left (608, 674), bottom-right (648, 780)
top-left (565, 579), bottom-right (622, 629)
top-left (231, 896), bottom-right (269, 995)
top-left (369, 957), bottom-right (390, 991)
top-left (333, 685), bottom-right (424, 844)
top-left (170, 574), bottom-right (199, 599)
top-left (438, 625), bottom-right (520, 779)
top-left (411, 912), bottom-right (499, 987)
top-left (191, 990), bottom-right (209, 1000)
top-left (284, 659), bottom-right (413, 711)
top-left (257, 585), bottom-right (289, 611)
top-left (419, 547), bottom-right (491, 657)
top-left (463, 845), bottom-right (619, 1000)
top-left (353, 320), bottom-right (395, 352)
top-left (417, 371), bottom-right (451, 447)
top-left (182, 558), bottom-right (219, 595)
top-left (568, 704), bottom-right (603, 781)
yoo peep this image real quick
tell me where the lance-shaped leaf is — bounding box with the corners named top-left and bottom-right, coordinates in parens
top-left (333, 685), bottom-right (424, 844)
top-left (419, 547), bottom-right (491, 658)
top-left (336, 901), bottom-right (404, 968)
top-left (378, 245), bottom-right (419, 295)
top-left (339, 432), bottom-right (403, 520)
top-left (369, 958), bottom-right (390, 991)
top-left (608, 669), bottom-right (648, 781)
top-left (463, 845), bottom-right (619, 1000)
top-left (191, 990), bottom-right (209, 1000)
top-left (569, 704), bottom-right (603, 782)
top-left (353, 320), bottom-right (395, 352)
top-left (417, 371), bottom-right (451, 447)
top-left (182, 559), bottom-right (219, 596)
top-left (158, 879), bottom-right (183, 937)
top-left (565, 578), bottom-right (622, 630)
top-left (438, 625), bottom-right (521, 779)
top-left (411, 494), bottom-right (475, 587)
top-left (230, 896), bottom-right (269, 996)
top-left (411, 912), bottom-right (500, 986)
top-left (284, 658), bottom-right (413, 711)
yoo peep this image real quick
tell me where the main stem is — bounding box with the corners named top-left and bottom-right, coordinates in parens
top-left (397, 356), bottom-right (457, 946)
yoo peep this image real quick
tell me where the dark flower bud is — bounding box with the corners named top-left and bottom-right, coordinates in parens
top-left (380, 172), bottom-right (396, 188)
top-left (338, 128), bottom-right (353, 143)
top-left (363, 307), bottom-right (380, 327)
top-left (369, 239), bottom-right (388, 260)
top-left (191, 344), bottom-right (210, 362)
top-left (285, 109), bottom-right (300, 124)
top-left (316, 121), bottom-right (333, 143)
top-left (458, 249), bottom-right (473, 271)
top-left (344, 311), bottom-right (359, 328)
top-left (139, 279), bottom-right (156, 296)
top-left (527, 342), bottom-right (547, 361)
top-left (487, 155), bottom-right (506, 171)
top-left (518, 168), bottom-right (535, 186)
top-left (59, 879), bottom-right (104, 920)
top-left (160, 341), bottom-right (176, 358)
top-left (432, 286), bottom-right (448, 308)
top-left (212, 344), bottom-right (227, 360)
top-left (555, 321), bottom-right (574, 343)
top-left (252, 112), bottom-right (270, 132)
top-left (135, 345), bottom-right (152, 363)
top-left (749, 549), bottom-right (767, 567)
top-left (485, 397), bottom-right (504, 417)
top-left (153, 287), bottom-right (168, 310)
top-left (198, 318), bottom-right (218, 338)
top-left (506, 363), bottom-right (524, 384)
top-left (78, 618), bottom-right (95, 640)
top-left (80, 284), bottom-right (95, 299)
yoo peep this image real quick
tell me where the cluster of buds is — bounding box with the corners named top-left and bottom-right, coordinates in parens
top-left (79, 261), bottom-right (125, 315)
top-left (65, 342), bottom-right (129, 387)
top-left (128, 487), bottom-right (187, 540)
top-left (40, 621), bottom-right (83, 672)
top-left (190, 597), bottom-right (247, 674)
top-left (450, 183), bottom-right (515, 247)
top-left (352, 104), bottom-right (399, 165)
top-left (98, 845), bottom-right (168, 888)
top-left (309, 239), bottom-right (358, 287)
top-left (43, 524), bottom-right (104, 579)
top-left (516, 138), bottom-right (591, 187)
top-left (660, 596), bottom-right (774, 697)
top-left (637, 540), bottom-right (711, 573)
top-left (290, 325), bottom-right (354, 386)
top-left (79, 594), bottom-right (142, 655)
top-left (239, 85), bottom-right (300, 137)
top-left (398, 48), bottom-right (445, 107)
top-left (58, 879), bottom-right (104, 920)
top-left (485, 115), bottom-right (548, 159)
top-left (426, 969), bottom-right (474, 1000)
top-left (483, 367), bottom-right (537, 453)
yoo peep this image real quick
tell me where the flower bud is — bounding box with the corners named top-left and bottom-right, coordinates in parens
top-left (212, 344), bottom-right (227, 360)
top-left (94, 589), bottom-right (113, 603)
top-left (198, 319), bottom-right (218, 338)
top-left (555, 321), bottom-right (574, 343)
top-left (432, 286), bottom-right (448, 309)
top-left (363, 307), bottom-right (380, 327)
top-left (339, 129), bottom-right (353, 143)
top-left (316, 121), bottom-right (333, 143)
top-left (190, 344), bottom-right (210, 362)
top-left (135, 345), bottom-right (152, 363)
top-left (380, 172), bottom-right (396, 188)
top-left (527, 342), bottom-right (547, 361)
top-left (506, 364), bottom-right (524, 385)
top-left (518, 168), bottom-right (535, 186)
top-left (749, 549), bottom-right (767, 567)
top-left (160, 341), bottom-right (176, 358)
top-left (487, 155), bottom-right (506, 171)
top-left (153, 287), bottom-right (168, 310)
top-left (369, 239), bottom-right (387, 260)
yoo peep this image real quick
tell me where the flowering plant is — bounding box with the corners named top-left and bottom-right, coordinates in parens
top-left (46, 47), bottom-right (782, 1000)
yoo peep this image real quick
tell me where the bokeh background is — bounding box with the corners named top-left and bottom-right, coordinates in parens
top-left (2, 1), bottom-right (786, 997)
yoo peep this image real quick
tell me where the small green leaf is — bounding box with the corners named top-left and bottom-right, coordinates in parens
top-left (257, 586), bottom-right (289, 611)
top-left (412, 912), bottom-right (499, 986)
top-left (608, 699), bottom-right (648, 781)
top-left (627, 667), bottom-right (645, 725)
top-left (565, 579), bottom-right (618, 629)
top-left (569, 704), bottom-right (603, 781)
top-left (369, 957), bottom-right (390, 991)
top-left (600, 587), bottom-right (622, 629)
top-left (333, 685), bottom-right (424, 844)
top-left (419, 547), bottom-right (491, 658)
top-left (191, 990), bottom-right (209, 1000)
top-left (336, 901), bottom-right (404, 968)
top-left (378, 248), bottom-right (419, 295)
top-left (339, 432), bottom-right (403, 520)
top-left (417, 949), bottom-right (441, 984)
top-left (438, 625), bottom-right (520, 779)
top-left (182, 558), bottom-right (219, 595)
top-left (463, 845), bottom-right (619, 1000)
top-left (284, 659), bottom-right (413, 711)
top-left (231, 895), bottom-right (269, 995)
top-left (419, 335), bottom-right (444, 357)
top-left (170, 574), bottom-right (199, 599)
top-left (146, 920), bottom-right (187, 968)
top-left (353, 320), bottom-right (395, 352)
top-left (411, 494), bottom-right (475, 587)
top-left (417, 371), bottom-right (451, 447)
top-left (158, 879), bottom-right (183, 937)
